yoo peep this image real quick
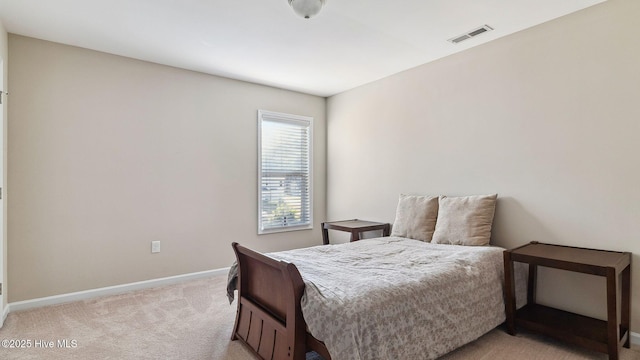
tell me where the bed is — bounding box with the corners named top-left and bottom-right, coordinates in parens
top-left (227, 194), bottom-right (525, 360)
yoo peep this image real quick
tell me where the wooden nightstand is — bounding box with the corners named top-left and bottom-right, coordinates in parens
top-left (504, 241), bottom-right (631, 360)
top-left (321, 219), bottom-right (390, 245)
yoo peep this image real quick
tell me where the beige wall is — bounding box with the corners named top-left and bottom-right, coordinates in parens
top-left (0, 19), bottom-right (7, 314)
top-left (8, 35), bottom-right (326, 302)
top-left (327, 0), bottom-right (640, 332)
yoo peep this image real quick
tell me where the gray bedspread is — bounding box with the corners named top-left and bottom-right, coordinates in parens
top-left (227, 237), bottom-right (521, 360)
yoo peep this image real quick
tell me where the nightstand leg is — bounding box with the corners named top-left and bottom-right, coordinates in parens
top-left (504, 251), bottom-right (516, 335)
top-left (321, 223), bottom-right (329, 245)
top-left (527, 264), bottom-right (537, 305)
top-left (621, 265), bottom-right (631, 348)
top-left (606, 268), bottom-right (619, 360)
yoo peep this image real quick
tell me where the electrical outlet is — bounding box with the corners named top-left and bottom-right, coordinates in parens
top-left (151, 241), bottom-right (161, 253)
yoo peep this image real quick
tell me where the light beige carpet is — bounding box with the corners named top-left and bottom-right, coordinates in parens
top-left (0, 274), bottom-right (638, 360)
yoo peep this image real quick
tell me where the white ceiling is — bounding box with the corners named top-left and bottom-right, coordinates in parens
top-left (0, 0), bottom-right (605, 97)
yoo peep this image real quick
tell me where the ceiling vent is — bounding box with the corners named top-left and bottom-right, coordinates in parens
top-left (448, 25), bottom-right (493, 44)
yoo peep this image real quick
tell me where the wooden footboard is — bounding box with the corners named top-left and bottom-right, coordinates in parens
top-left (231, 242), bottom-right (331, 360)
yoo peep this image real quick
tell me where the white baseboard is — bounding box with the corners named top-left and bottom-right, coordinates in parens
top-left (631, 331), bottom-right (640, 347)
top-left (8, 267), bottom-right (230, 313)
top-left (1, 304), bottom-right (9, 327)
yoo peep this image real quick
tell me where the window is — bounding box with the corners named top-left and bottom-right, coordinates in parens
top-left (258, 110), bottom-right (313, 234)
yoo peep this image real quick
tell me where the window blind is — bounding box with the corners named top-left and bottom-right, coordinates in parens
top-left (258, 110), bottom-right (313, 233)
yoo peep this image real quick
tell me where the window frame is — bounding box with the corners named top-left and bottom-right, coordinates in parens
top-left (257, 109), bottom-right (313, 235)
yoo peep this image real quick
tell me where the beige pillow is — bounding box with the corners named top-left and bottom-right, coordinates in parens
top-left (431, 194), bottom-right (497, 246)
top-left (390, 194), bottom-right (439, 242)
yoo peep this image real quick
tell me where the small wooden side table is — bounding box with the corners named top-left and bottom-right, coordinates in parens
top-left (504, 241), bottom-right (631, 360)
top-left (321, 219), bottom-right (390, 245)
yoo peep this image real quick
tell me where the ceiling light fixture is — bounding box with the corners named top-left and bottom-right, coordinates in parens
top-left (288, 0), bottom-right (326, 19)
